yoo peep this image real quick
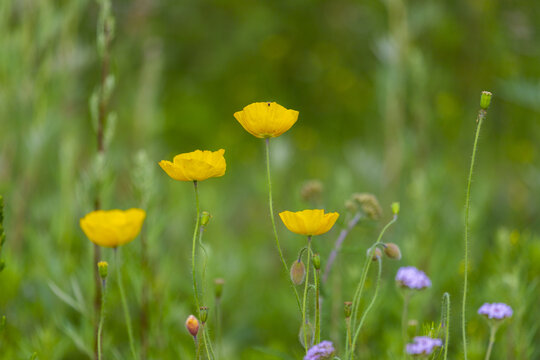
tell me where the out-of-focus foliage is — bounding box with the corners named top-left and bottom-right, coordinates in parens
top-left (0, 0), bottom-right (539, 359)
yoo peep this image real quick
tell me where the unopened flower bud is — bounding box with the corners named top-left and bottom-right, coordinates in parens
top-left (201, 211), bottom-right (211, 226)
top-left (312, 253), bottom-right (321, 270)
top-left (290, 260), bottom-right (306, 285)
top-left (97, 261), bottom-right (108, 279)
top-left (214, 278), bottom-right (225, 299)
top-left (367, 247), bottom-right (382, 261)
top-left (480, 91), bottom-right (492, 110)
top-left (344, 301), bottom-right (352, 318)
top-left (301, 180), bottom-right (323, 203)
top-left (185, 315), bottom-right (199, 338)
top-left (199, 306), bottom-right (209, 324)
top-left (383, 243), bottom-right (402, 260)
top-left (391, 202), bottom-right (400, 216)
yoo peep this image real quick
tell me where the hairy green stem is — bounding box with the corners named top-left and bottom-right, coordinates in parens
top-left (114, 248), bottom-right (137, 359)
top-left (462, 110), bottom-right (486, 359)
top-left (302, 236), bottom-right (312, 353)
top-left (350, 256), bottom-right (382, 355)
top-left (442, 293), bottom-right (450, 360)
top-left (265, 138), bottom-right (302, 312)
top-left (315, 268), bottom-right (321, 345)
top-left (97, 279), bottom-right (107, 360)
top-left (484, 325), bottom-right (497, 360)
top-left (192, 181), bottom-right (201, 312)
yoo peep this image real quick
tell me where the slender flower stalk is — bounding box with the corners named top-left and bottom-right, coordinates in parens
top-left (302, 236), bottom-right (312, 353)
top-left (314, 264), bottom-right (321, 344)
top-left (484, 325), bottom-right (497, 360)
top-left (97, 262), bottom-right (108, 360)
top-left (350, 255), bottom-right (382, 354)
top-left (114, 248), bottom-right (137, 359)
top-left (442, 293), bottom-right (451, 360)
top-left (401, 290), bottom-right (411, 348)
top-left (265, 138), bottom-right (302, 311)
top-left (462, 91), bottom-right (491, 360)
top-left (191, 181), bottom-right (201, 311)
top-left (323, 213), bottom-right (362, 284)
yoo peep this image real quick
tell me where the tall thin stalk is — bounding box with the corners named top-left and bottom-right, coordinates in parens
top-left (97, 276), bottom-right (107, 360)
top-left (484, 325), bottom-right (497, 360)
top-left (114, 249), bottom-right (137, 359)
top-left (265, 138), bottom-right (302, 312)
top-left (462, 92), bottom-right (491, 360)
top-left (302, 236), bottom-right (312, 353)
top-left (442, 293), bottom-right (450, 360)
top-left (314, 266), bottom-right (321, 344)
top-left (191, 181), bottom-right (201, 311)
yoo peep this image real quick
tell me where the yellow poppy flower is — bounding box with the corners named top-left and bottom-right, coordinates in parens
top-left (234, 102), bottom-right (299, 138)
top-left (159, 149), bottom-right (226, 182)
top-left (80, 209), bottom-right (146, 248)
top-left (279, 209), bottom-right (339, 236)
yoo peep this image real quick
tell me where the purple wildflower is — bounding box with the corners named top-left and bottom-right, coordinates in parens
top-left (395, 266), bottom-right (431, 290)
top-left (406, 336), bottom-right (443, 356)
top-left (304, 341), bottom-right (335, 360)
top-left (478, 303), bottom-right (513, 320)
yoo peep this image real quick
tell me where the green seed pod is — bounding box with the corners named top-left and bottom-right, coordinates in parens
top-left (383, 243), bottom-right (402, 260)
top-left (199, 306), bottom-right (209, 324)
top-left (97, 261), bottom-right (108, 279)
top-left (480, 91), bottom-right (492, 110)
top-left (312, 253), bottom-right (321, 270)
top-left (201, 211), bottom-right (211, 226)
top-left (214, 278), bottom-right (225, 299)
top-left (290, 260), bottom-right (306, 285)
top-left (344, 301), bottom-right (353, 318)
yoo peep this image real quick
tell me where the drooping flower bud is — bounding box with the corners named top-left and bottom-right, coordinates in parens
top-left (290, 260), bottom-right (306, 285)
top-left (383, 243), bottom-right (402, 260)
top-left (214, 278), bottom-right (225, 299)
top-left (367, 247), bottom-right (383, 261)
top-left (480, 91), bottom-right (492, 110)
top-left (97, 261), bottom-right (109, 279)
top-left (199, 306), bottom-right (209, 324)
top-left (312, 253), bottom-right (321, 270)
top-left (344, 301), bottom-right (352, 318)
top-left (185, 315), bottom-right (199, 338)
top-left (201, 211), bottom-right (211, 226)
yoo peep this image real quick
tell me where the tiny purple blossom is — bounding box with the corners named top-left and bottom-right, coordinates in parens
top-left (304, 341), bottom-right (335, 360)
top-left (395, 266), bottom-right (431, 290)
top-left (478, 303), bottom-right (513, 320)
top-left (406, 336), bottom-right (443, 356)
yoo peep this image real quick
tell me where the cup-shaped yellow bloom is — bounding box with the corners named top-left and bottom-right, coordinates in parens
top-left (80, 209), bottom-right (146, 248)
top-left (234, 102), bottom-right (299, 138)
top-left (159, 149), bottom-right (226, 182)
top-left (279, 209), bottom-right (339, 236)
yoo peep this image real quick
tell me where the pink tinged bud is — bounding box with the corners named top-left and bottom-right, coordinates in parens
top-left (185, 315), bottom-right (199, 338)
top-left (383, 243), bottom-right (402, 260)
top-left (290, 260), bottom-right (306, 285)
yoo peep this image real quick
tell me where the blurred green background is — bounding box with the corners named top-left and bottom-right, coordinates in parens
top-left (1, 0), bottom-right (539, 359)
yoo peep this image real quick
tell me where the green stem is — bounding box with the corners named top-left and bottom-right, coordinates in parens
top-left (195, 336), bottom-right (201, 360)
top-left (97, 279), bottom-right (107, 360)
top-left (192, 181), bottom-right (201, 312)
top-left (345, 317), bottom-right (352, 350)
top-left (484, 325), bottom-right (497, 360)
top-left (114, 248), bottom-right (137, 359)
top-left (401, 291), bottom-right (410, 350)
top-left (215, 299), bottom-right (222, 359)
top-left (302, 236), bottom-right (312, 353)
top-left (202, 324), bottom-right (214, 360)
top-left (265, 138), bottom-right (302, 312)
top-left (350, 256), bottom-right (382, 354)
top-left (315, 269), bottom-right (321, 345)
top-left (199, 225), bottom-right (208, 306)
top-left (462, 110), bottom-right (486, 360)
top-left (442, 293), bottom-right (450, 360)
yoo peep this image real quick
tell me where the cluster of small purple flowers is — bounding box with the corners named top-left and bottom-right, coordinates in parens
top-left (395, 266), bottom-right (431, 290)
top-left (304, 341), bottom-right (335, 360)
top-left (406, 336), bottom-right (443, 356)
top-left (478, 302), bottom-right (513, 320)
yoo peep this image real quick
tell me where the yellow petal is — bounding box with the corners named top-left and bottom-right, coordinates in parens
top-left (279, 209), bottom-right (339, 236)
top-left (80, 209), bottom-right (146, 248)
top-left (234, 102), bottom-right (298, 138)
top-left (160, 149), bottom-right (226, 182)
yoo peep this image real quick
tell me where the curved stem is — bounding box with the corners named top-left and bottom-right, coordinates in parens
top-left (265, 138), bottom-right (302, 312)
top-left (315, 269), bottom-right (321, 345)
top-left (192, 181), bottom-right (201, 312)
top-left (462, 110), bottom-right (485, 360)
top-left (97, 279), bottom-right (107, 360)
top-left (350, 257), bottom-right (382, 353)
top-left (302, 236), bottom-right (312, 353)
top-left (114, 248), bottom-right (137, 359)
top-left (484, 325), bottom-right (497, 360)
